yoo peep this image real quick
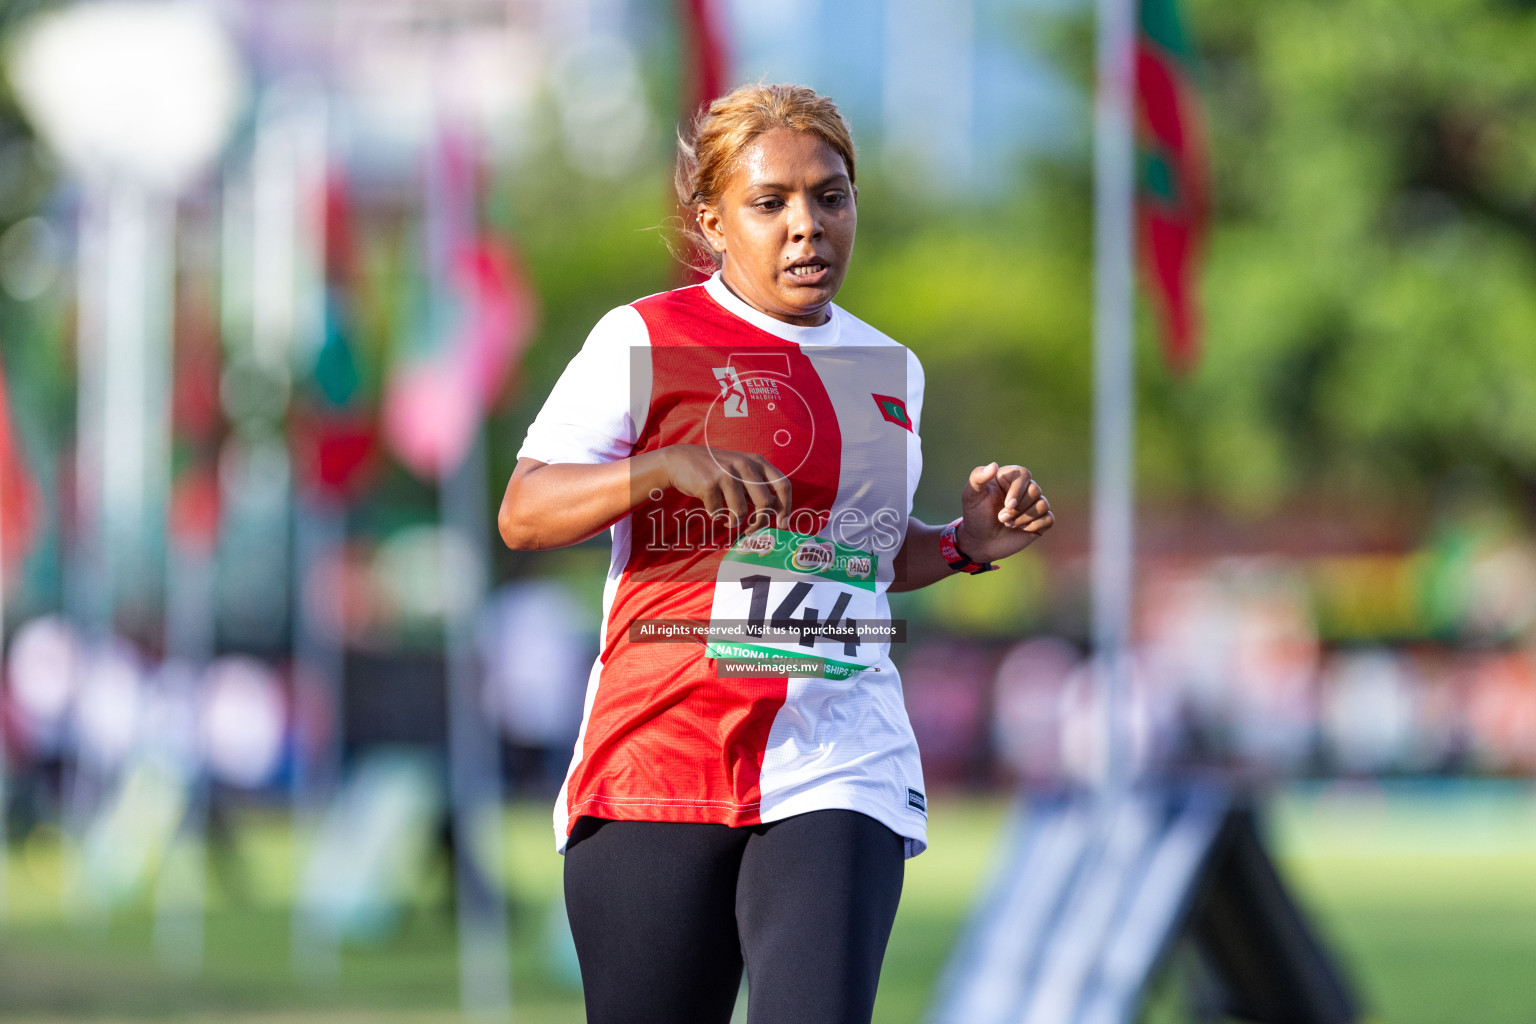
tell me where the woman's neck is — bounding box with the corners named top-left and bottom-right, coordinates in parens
top-left (717, 267), bottom-right (832, 328)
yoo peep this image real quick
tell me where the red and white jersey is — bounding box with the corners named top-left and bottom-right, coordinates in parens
top-left (518, 273), bottom-right (930, 856)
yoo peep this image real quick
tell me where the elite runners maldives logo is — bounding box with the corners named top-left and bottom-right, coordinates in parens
top-left (790, 538), bottom-right (836, 573)
top-left (872, 393), bottom-right (912, 432)
top-left (714, 366), bottom-right (748, 417)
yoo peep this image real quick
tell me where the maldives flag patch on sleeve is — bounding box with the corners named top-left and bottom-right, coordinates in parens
top-left (872, 393), bottom-right (913, 432)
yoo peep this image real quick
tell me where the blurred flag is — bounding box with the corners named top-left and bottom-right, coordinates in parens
top-left (679, 0), bottom-right (728, 118)
top-left (169, 290), bottom-right (224, 555)
top-left (382, 133), bottom-right (537, 481)
top-left (295, 173), bottom-right (377, 500)
top-left (676, 0), bottom-right (730, 282)
top-left (1136, 0), bottom-right (1209, 371)
top-left (0, 357), bottom-right (40, 572)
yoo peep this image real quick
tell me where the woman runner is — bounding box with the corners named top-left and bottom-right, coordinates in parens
top-left (498, 83), bottom-right (1053, 1024)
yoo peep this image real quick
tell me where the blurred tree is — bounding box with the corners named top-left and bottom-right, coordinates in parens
top-left (1171, 0), bottom-right (1536, 519)
top-left (836, 185), bottom-right (1095, 531)
top-left (851, 0), bottom-right (1536, 534)
top-left (483, 0), bottom-right (1536, 568)
top-left (0, 0), bottom-right (67, 613)
top-left (0, 0), bottom-right (67, 424)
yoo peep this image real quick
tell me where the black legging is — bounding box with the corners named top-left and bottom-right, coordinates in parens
top-left (564, 809), bottom-right (906, 1024)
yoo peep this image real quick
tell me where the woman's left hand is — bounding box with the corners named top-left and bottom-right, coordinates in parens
top-left (957, 462), bottom-right (1054, 564)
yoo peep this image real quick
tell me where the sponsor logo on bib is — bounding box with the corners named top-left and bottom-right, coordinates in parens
top-left (790, 539), bottom-right (835, 573)
top-left (844, 554), bottom-right (873, 579)
top-left (738, 531), bottom-right (777, 555)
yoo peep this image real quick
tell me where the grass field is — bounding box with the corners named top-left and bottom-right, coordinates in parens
top-left (0, 782), bottom-right (1533, 1023)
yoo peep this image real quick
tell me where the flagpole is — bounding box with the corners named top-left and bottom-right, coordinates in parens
top-left (439, 427), bottom-right (512, 1019)
top-left (1091, 0), bottom-right (1137, 802)
top-left (275, 85), bottom-right (347, 984)
top-left (425, 95), bottom-right (512, 1022)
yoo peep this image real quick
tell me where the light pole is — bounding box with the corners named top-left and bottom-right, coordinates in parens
top-left (8, 0), bottom-right (247, 956)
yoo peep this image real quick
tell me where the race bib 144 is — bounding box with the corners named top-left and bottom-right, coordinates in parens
top-left (706, 528), bottom-right (883, 680)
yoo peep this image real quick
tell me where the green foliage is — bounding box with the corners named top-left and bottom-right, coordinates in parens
top-left (837, 183), bottom-right (1094, 522)
top-left (1172, 0), bottom-right (1536, 517)
top-left (859, 0), bottom-right (1536, 524)
top-left (478, 0), bottom-right (1536, 550)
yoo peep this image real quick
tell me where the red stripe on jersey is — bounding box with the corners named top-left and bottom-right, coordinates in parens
top-left (561, 284), bottom-right (844, 835)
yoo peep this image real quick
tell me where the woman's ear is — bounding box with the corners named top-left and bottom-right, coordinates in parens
top-left (696, 203), bottom-right (726, 255)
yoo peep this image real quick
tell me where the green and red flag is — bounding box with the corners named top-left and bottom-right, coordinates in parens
top-left (168, 287), bottom-right (224, 554)
top-left (872, 393), bottom-right (913, 433)
top-left (1136, 0), bottom-right (1209, 371)
top-left (294, 171), bottom-right (377, 499)
top-left (0, 356), bottom-right (39, 572)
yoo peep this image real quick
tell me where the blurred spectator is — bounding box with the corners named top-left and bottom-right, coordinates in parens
top-left (1400, 646), bottom-right (1471, 775)
top-left (476, 578), bottom-right (590, 796)
top-left (1319, 649), bottom-right (1419, 776)
top-left (899, 640), bottom-right (994, 787)
top-left (1464, 651), bottom-right (1536, 775)
top-left (1142, 559), bottom-right (1320, 774)
top-left (991, 636), bottom-right (1082, 785)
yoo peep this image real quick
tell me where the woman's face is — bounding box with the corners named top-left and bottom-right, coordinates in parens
top-left (697, 128), bottom-right (856, 327)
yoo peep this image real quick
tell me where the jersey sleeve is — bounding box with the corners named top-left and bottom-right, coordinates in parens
top-left (517, 305), bottom-right (652, 465)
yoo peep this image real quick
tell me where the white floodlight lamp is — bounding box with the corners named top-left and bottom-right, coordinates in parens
top-left (6, 0), bottom-right (248, 191)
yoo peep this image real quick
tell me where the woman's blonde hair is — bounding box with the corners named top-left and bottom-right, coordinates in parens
top-left (674, 83), bottom-right (856, 270)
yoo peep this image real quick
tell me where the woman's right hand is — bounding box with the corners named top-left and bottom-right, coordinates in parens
top-left (659, 444), bottom-right (792, 531)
